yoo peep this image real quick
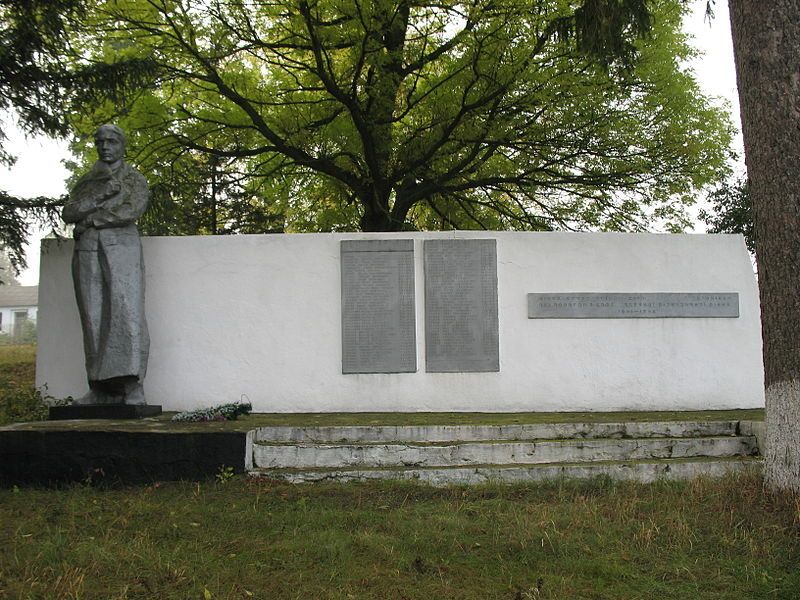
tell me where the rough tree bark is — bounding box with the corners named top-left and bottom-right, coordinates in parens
top-left (729, 0), bottom-right (800, 493)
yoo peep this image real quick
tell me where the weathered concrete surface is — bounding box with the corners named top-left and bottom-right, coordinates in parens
top-left (251, 458), bottom-right (761, 486)
top-left (248, 420), bottom-right (762, 485)
top-left (252, 436), bottom-right (757, 469)
top-left (252, 421), bottom-right (741, 443)
top-left (739, 420), bottom-right (766, 457)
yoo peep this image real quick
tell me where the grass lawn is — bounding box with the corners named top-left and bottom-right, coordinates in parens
top-left (0, 344), bottom-right (46, 426)
top-left (1, 473), bottom-right (798, 599)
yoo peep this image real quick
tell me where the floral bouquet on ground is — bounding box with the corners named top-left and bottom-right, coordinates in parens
top-left (171, 401), bottom-right (252, 422)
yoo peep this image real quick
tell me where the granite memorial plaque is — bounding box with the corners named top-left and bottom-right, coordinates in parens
top-left (527, 292), bottom-right (740, 319)
top-left (341, 239), bottom-right (416, 373)
top-left (424, 239), bottom-right (499, 372)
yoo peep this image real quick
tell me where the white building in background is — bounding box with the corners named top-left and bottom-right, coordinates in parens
top-left (0, 285), bottom-right (38, 338)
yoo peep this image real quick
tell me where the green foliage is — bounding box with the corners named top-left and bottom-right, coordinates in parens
top-left (699, 176), bottom-right (754, 252)
top-left (0, 0), bottom-right (736, 268)
top-left (0, 318), bottom-right (38, 346)
top-left (0, 474), bottom-right (798, 598)
top-left (0, 248), bottom-right (20, 285)
top-left (171, 400), bottom-right (253, 422)
top-left (0, 344), bottom-right (50, 425)
top-left (65, 0), bottom-right (732, 234)
top-left (215, 465), bottom-right (235, 485)
top-left (0, 0), bottom-right (81, 152)
top-left (0, 0), bottom-right (84, 274)
top-left (0, 192), bottom-right (64, 279)
top-left (138, 154), bottom-right (286, 237)
top-left (0, 0), bottom-right (158, 147)
top-left (0, 0), bottom-right (158, 274)
top-left (553, 0), bottom-right (653, 71)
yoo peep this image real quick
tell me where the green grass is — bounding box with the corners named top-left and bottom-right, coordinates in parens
top-left (0, 473), bottom-right (798, 599)
top-left (0, 344), bottom-right (50, 426)
top-left (0, 343), bottom-right (793, 599)
top-left (0, 344), bottom-right (36, 366)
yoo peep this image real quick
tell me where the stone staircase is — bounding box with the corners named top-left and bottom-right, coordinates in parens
top-left (246, 420), bottom-right (763, 485)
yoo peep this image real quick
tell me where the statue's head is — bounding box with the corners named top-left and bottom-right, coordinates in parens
top-left (94, 124), bottom-right (126, 165)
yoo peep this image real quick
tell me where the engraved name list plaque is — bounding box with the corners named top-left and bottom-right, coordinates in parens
top-left (424, 239), bottom-right (499, 372)
top-left (341, 240), bottom-right (417, 373)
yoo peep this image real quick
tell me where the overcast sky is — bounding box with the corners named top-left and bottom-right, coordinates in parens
top-left (0, 0), bottom-right (744, 286)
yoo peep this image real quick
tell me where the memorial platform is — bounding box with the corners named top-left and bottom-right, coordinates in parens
top-left (49, 404), bottom-right (162, 420)
top-left (0, 410), bottom-right (764, 486)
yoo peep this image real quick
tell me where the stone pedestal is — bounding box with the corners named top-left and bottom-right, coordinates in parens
top-left (49, 405), bottom-right (162, 420)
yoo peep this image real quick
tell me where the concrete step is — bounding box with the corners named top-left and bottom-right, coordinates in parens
top-left (249, 457), bottom-right (762, 486)
top-left (251, 436), bottom-right (758, 469)
top-left (246, 420), bottom-right (762, 485)
top-left (250, 421), bottom-right (741, 444)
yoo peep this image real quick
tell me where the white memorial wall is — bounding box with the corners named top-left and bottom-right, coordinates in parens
top-left (36, 231), bottom-right (765, 412)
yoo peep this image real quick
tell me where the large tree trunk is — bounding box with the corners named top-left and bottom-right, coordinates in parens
top-left (729, 0), bottom-right (800, 493)
top-left (359, 190), bottom-right (397, 232)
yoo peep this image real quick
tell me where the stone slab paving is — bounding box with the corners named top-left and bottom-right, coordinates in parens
top-left (252, 436), bottom-right (757, 469)
top-left (250, 458), bottom-right (762, 486)
top-left (251, 421), bottom-right (741, 443)
top-left (248, 420), bottom-right (762, 484)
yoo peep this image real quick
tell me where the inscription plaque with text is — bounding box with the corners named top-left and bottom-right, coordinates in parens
top-left (527, 292), bottom-right (740, 319)
top-left (424, 239), bottom-right (499, 372)
top-left (341, 240), bottom-right (416, 373)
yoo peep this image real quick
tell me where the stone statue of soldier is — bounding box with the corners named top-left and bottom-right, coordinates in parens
top-left (62, 124), bottom-right (150, 405)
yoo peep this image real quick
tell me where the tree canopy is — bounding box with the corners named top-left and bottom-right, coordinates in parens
top-left (0, 0), bottom-right (79, 278)
top-left (0, 0), bottom-right (155, 278)
top-left (62, 0), bottom-right (732, 236)
top-left (699, 175), bottom-right (753, 253)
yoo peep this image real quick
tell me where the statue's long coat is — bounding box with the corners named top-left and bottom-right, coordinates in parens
top-left (62, 161), bottom-right (150, 382)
